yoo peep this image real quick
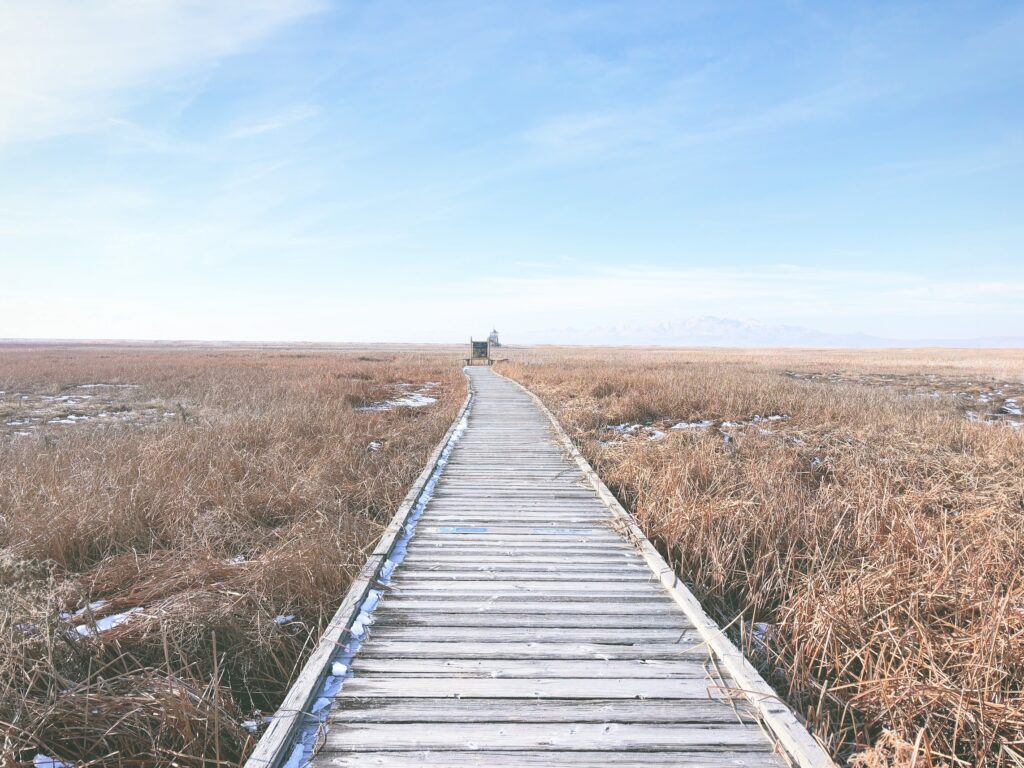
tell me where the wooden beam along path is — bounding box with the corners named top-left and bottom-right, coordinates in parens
top-left (301, 367), bottom-right (831, 768)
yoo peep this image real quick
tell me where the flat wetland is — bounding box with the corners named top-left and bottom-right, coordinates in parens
top-left (0, 343), bottom-right (465, 767)
top-left (2, 342), bottom-right (1022, 767)
top-left (500, 346), bottom-right (1024, 767)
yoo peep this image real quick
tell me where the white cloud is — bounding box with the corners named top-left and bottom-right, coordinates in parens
top-left (0, 0), bottom-right (326, 144)
top-left (226, 104), bottom-right (320, 139)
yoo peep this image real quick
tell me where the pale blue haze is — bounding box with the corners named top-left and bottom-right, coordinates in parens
top-left (1, 1), bottom-right (1022, 343)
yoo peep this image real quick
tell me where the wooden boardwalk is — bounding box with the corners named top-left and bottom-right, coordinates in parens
top-left (252, 367), bottom-right (832, 768)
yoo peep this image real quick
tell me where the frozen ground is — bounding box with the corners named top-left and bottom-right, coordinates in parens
top-left (600, 413), bottom-right (790, 446)
top-left (786, 370), bottom-right (1024, 428)
top-left (355, 381), bottom-right (440, 412)
top-left (0, 383), bottom-right (181, 438)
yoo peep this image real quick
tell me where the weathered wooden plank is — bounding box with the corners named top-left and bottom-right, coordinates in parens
top-left (408, 540), bottom-right (635, 550)
top-left (393, 568), bottom-right (652, 580)
top-left (396, 563), bottom-right (649, 574)
top-left (355, 641), bottom-right (709, 660)
top-left (323, 722), bottom-right (771, 751)
top-left (395, 557), bottom-right (643, 569)
top-left (370, 613), bottom-right (689, 629)
top-left (377, 598), bottom-right (678, 613)
top-left (318, 750), bottom-right (773, 767)
top-left (349, 658), bottom-right (712, 678)
top-left (383, 592), bottom-right (670, 604)
top-left (412, 535), bottom-right (624, 544)
top-left (336, 677), bottom-right (731, 700)
top-left (418, 521), bottom-right (613, 528)
top-left (328, 697), bottom-right (755, 724)
top-left (393, 572), bottom-right (655, 583)
top-left (403, 546), bottom-right (640, 557)
top-left (398, 562), bottom-right (647, 573)
top-left (387, 579), bottom-right (655, 592)
top-left (421, 512), bottom-right (610, 519)
top-left (363, 627), bottom-right (696, 643)
top-left (380, 593), bottom-right (675, 606)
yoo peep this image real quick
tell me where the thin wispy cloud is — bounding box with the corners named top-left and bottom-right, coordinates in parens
top-left (0, 0), bottom-right (325, 144)
top-left (227, 105), bottom-right (321, 139)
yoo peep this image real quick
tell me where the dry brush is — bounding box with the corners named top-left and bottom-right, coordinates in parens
top-left (0, 345), bottom-right (465, 767)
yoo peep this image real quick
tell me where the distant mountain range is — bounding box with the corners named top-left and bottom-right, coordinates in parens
top-left (524, 316), bottom-right (1024, 348)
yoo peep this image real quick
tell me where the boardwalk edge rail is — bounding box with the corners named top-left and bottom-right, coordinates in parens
top-left (244, 383), bottom-right (474, 768)
top-left (497, 369), bottom-right (836, 768)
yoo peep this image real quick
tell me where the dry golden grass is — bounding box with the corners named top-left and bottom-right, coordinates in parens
top-left (499, 346), bottom-right (1024, 768)
top-left (0, 344), bottom-right (465, 767)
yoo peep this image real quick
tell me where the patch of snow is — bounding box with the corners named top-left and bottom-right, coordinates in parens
top-left (357, 385), bottom-right (439, 412)
top-left (74, 599), bottom-right (108, 618)
top-left (722, 415), bottom-right (790, 429)
top-left (368, 441), bottom-right (382, 451)
top-left (607, 423), bottom-right (643, 433)
top-left (274, 614), bottom-right (296, 625)
top-left (648, 430), bottom-right (666, 440)
top-left (282, 744), bottom-right (305, 768)
top-left (34, 754), bottom-right (68, 768)
top-left (671, 420), bottom-right (713, 430)
top-left (75, 607), bottom-right (141, 636)
top-left (752, 622), bottom-right (774, 644)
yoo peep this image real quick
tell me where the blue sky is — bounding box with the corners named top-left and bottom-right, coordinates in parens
top-left (2, 1), bottom-right (1022, 343)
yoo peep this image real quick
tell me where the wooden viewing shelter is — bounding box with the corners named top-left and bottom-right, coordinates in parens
top-left (465, 336), bottom-right (495, 366)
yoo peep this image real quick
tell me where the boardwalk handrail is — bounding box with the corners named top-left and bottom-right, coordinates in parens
top-left (496, 370), bottom-right (836, 768)
top-left (244, 384), bottom-right (473, 768)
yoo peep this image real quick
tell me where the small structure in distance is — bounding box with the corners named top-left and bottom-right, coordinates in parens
top-left (466, 335), bottom-right (495, 366)
top-left (488, 328), bottom-right (500, 348)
